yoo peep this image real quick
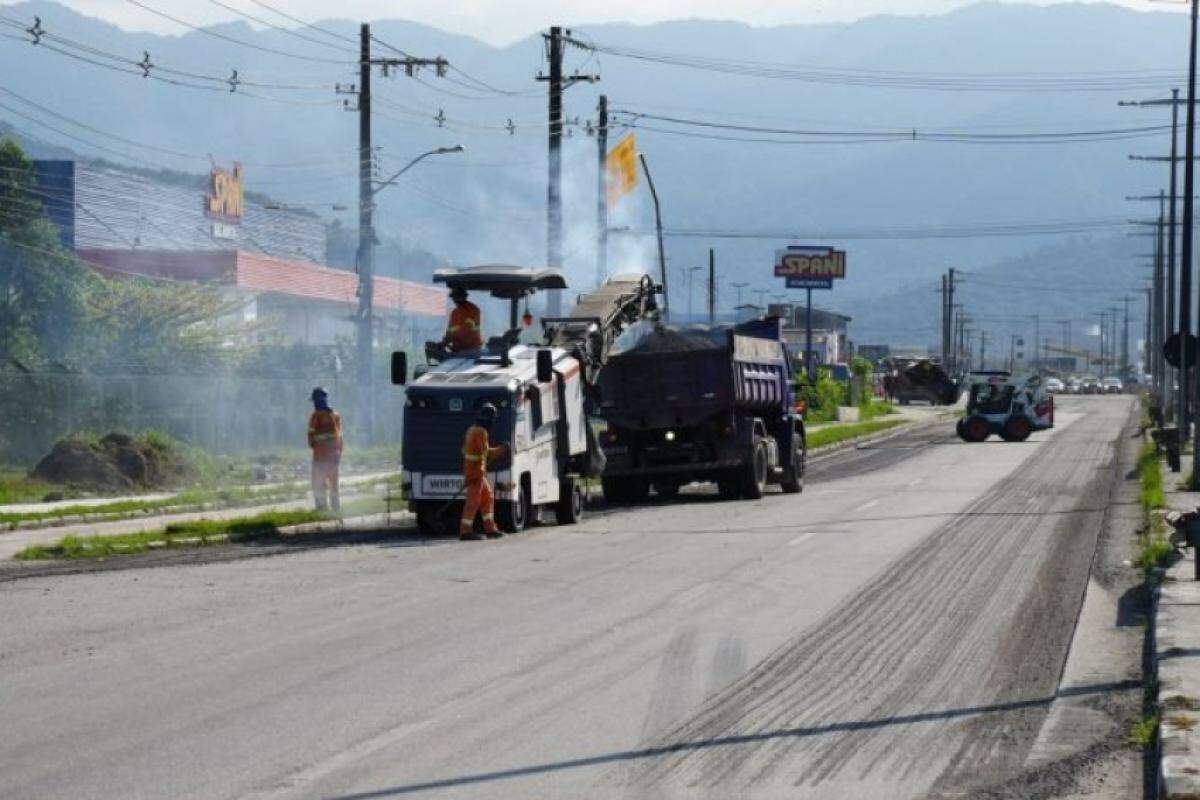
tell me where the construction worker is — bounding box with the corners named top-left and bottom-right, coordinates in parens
top-left (442, 287), bottom-right (483, 352)
top-left (307, 387), bottom-right (343, 513)
top-left (460, 402), bottom-right (508, 541)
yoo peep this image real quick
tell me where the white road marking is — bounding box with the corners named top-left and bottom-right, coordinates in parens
top-left (789, 532), bottom-right (817, 546)
top-left (906, 478), bottom-right (923, 488)
top-left (858, 498), bottom-right (881, 511)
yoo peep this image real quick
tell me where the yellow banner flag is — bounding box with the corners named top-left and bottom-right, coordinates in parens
top-left (605, 134), bottom-right (638, 206)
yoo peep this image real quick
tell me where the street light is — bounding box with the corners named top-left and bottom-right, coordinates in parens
top-left (371, 145), bottom-right (464, 198)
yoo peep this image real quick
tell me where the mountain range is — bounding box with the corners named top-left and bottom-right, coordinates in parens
top-left (0, 0), bottom-right (1184, 346)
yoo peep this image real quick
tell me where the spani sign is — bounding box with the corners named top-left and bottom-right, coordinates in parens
top-left (206, 164), bottom-right (245, 222)
top-left (774, 246), bottom-right (847, 290)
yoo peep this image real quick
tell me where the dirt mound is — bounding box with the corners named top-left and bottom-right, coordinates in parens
top-left (30, 432), bottom-right (194, 491)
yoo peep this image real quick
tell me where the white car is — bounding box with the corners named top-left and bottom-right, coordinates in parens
top-left (1044, 377), bottom-right (1065, 394)
top-left (1101, 377), bottom-right (1123, 394)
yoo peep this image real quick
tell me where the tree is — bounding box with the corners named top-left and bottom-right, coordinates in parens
top-left (0, 138), bottom-right (92, 366)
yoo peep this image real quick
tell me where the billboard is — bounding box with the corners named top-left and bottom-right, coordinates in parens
top-left (206, 163), bottom-right (245, 222)
top-left (775, 246), bottom-right (847, 289)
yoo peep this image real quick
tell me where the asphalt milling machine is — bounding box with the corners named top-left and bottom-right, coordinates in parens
top-left (392, 266), bottom-right (658, 535)
top-left (393, 265), bottom-right (807, 535)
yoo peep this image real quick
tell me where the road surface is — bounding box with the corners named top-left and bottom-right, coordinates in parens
top-left (0, 396), bottom-right (1139, 799)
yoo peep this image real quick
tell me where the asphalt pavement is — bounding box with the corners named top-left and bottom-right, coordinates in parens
top-left (0, 396), bottom-right (1138, 799)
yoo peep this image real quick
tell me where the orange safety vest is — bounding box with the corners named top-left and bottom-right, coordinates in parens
top-left (446, 301), bottom-right (483, 351)
top-left (308, 409), bottom-right (343, 461)
top-left (462, 424), bottom-right (503, 483)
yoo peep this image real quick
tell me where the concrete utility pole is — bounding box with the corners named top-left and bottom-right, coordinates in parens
top-left (595, 94), bottom-right (608, 288)
top-left (731, 282), bottom-right (749, 311)
top-left (1098, 311), bottom-right (1108, 376)
top-left (353, 24), bottom-right (448, 434)
top-left (1120, 296), bottom-right (1132, 377)
top-left (539, 26), bottom-right (599, 316)
top-left (940, 274), bottom-right (949, 366)
top-left (1188, 0), bottom-right (1200, 474)
top-left (708, 248), bottom-right (716, 324)
top-left (979, 331), bottom-right (989, 371)
top-left (805, 288), bottom-right (816, 382)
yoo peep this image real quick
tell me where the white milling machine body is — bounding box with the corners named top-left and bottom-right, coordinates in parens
top-left (392, 266), bottom-right (658, 534)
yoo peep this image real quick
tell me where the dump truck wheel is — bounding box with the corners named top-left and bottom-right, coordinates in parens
top-left (654, 479), bottom-right (681, 499)
top-left (497, 484), bottom-right (527, 533)
top-left (416, 504), bottom-right (444, 537)
top-left (1002, 416), bottom-right (1033, 443)
top-left (626, 478), bottom-right (651, 503)
top-left (780, 433), bottom-right (805, 494)
top-left (601, 476), bottom-right (626, 504)
top-left (962, 416), bottom-right (991, 443)
top-left (556, 478), bottom-right (584, 524)
top-left (741, 438), bottom-right (768, 500)
top-left (717, 472), bottom-right (741, 501)
top-left (955, 419), bottom-right (967, 440)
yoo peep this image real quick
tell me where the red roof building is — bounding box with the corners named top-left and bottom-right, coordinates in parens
top-left (79, 249), bottom-right (446, 346)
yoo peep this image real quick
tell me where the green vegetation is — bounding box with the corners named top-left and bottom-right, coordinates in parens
top-left (808, 418), bottom-right (907, 450)
top-left (1140, 441), bottom-right (1166, 513)
top-left (14, 510), bottom-right (328, 560)
top-left (0, 470), bottom-right (76, 505)
top-left (858, 399), bottom-right (896, 421)
top-left (1129, 713), bottom-right (1159, 749)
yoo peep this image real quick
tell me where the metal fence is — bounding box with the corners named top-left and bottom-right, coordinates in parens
top-left (0, 371), bottom-right (407, 466)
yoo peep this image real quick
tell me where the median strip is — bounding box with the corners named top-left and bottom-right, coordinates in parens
top-left (13, 510), bottom-right (330, 561)
top-left (808, 418), bottom-right (909, 451)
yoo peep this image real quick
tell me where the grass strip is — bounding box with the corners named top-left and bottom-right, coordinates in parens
top-left (14, 510), bottom-right (328, 561)
top-left (808, 418), bottom-right (908, 450)
top-left (1139, 440), bottom-right (1166, 513)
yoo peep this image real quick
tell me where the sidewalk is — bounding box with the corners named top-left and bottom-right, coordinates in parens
top-left (1153, 475), bottom-right (1200, 798)
top-left (0, 473), bottom-right (398, 560)
top-left (0, 470), bottom-right (395, 517)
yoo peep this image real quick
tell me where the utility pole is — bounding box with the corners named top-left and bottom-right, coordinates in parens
top-left (805, 287), bottom-right (815, 382)
top-left (1009, 333), bottom-right (1018, 372)
top-left (1188, 0), bottom-right (1199, 473)
top-left (351, 24), bottom-right (447, 435)
top-left (708, 248), bottom-right (716, 324)
top-left (686, 265), bottom-right (701, 321)
top-left (940, 274), bottom-right (949, 366)
top-left (979, 331), bottom-right (989, 370)
top-left (732, 282), bottom-right (749, 311)
top-left (1120, 295), bottom-right (1132, 377)
top-left (595, 94), bottom-right (608, 288)
top-left (538, 26), bottom-right (599, 316)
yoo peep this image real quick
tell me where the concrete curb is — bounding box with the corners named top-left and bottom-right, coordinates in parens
top-left (277, 511), bottom-right (414, 538)
top-left (1155, 561), bottom-right (1200, 798)
top-left (807, 412), bottom-right (952, 458)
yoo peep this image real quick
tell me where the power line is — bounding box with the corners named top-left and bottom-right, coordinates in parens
top-left (121, 0), bottom-right (354, 65)
top-left (612, 216), bottom-right (1129, 241)
top-left (564, 36), bottom-right (1181, 92)
top-left (242, 0), bottom-right (357, 46)
top-left (201, 0), bottom-right (354, 54)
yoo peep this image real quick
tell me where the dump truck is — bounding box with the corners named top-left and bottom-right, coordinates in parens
top-left (393, 266), bottom-right (659, 535)
top-left (594, 317), bottom-right (806, 502)
top-left (882, 358), bottom-right (959, 405)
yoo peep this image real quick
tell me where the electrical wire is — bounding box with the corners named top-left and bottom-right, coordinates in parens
top-left (201, 0), bottom-right (354, 54)
top-left (121, 0), bottom-right (354, 65)
top-left (611, 217), bottom-right (1129, 241)
top-left (565, 36), bottom-right (1181, 92)
top-left (243, 0), bottom-right (357, 46)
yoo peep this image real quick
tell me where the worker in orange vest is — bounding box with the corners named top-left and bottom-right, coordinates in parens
top-left (460, 403), bottom-right (508, 540)
top-left (308, 387), bottom-right (343, 513)
top-left (442, 287), bottom-right (484, 352)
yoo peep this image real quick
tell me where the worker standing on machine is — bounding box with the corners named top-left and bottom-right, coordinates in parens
top-left (308, 387), bottom-right (343, 513)
top-left (442, 287), bottom-right (483, 353)
top-left (460, 403), bottom-right (508, 541)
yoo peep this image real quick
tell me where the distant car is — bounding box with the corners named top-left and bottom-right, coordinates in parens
top-left (1080, 377), bottom-right (1102, 395)
top-left (1101, 377), bottom-right (1123, 394)
top-left (1044, 377), bottom-right (1065, 393)
top-left (1066, 378), bottom-right (1083, 394)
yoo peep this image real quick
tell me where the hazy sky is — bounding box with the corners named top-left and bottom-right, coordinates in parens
top-left (3, 0), bottom-right (1160, 45)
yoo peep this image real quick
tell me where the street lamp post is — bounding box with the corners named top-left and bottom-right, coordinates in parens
top-left (356, 144), bottom-right (463, 435)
